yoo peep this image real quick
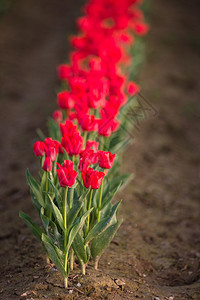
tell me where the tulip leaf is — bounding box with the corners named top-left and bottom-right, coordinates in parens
top-left (42, 233), bottom-right (65, 277)
top-left (19, 211), bottom-right (43, 241)
top-left (40, 207), bottom-right (50, 233)
top-left (48, 195), bottom-right (64, 231)
top-left (91, 219), bottom-right (123, 261)
top-left (67, 189), bottom-right (89, 229)
top-left (85, 200), bottom-right (121, 244)
top-left (26, 170), bottom-right (45, 208)
top-left (48, 178), bottom-right (62, 211)
top-left (48, 118), bottom-right (62, 142)
top-left (101, 182), bottom-right (121, 210)
top-left (72, 232), bottom-right (88, 264)
top-left (65, 208), bottom-right (93, 254)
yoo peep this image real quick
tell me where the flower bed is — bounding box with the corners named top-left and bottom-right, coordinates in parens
top-left (20, 0), bottom-right (148, 288)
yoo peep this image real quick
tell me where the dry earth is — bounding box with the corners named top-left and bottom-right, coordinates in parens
top-left (0, 0), bottom-right (200, 299)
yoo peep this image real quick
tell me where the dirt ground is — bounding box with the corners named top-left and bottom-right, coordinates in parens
top-left (0, 0), bottom-right (200, 299)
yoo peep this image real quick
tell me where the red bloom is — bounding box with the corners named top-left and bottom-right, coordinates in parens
top-left (127, 82), bottom-right (140, 96)
top-left (82, 168), bottom-right (105, 189)
top-left (98, 151), bottom-right (116, 169)
top-left (98, 117), bottom-right (120, 137)
top-left (44, 138), bottom-right (60, 156)
top-left (79, 114), bottom-right (99, 132)
top-left (57, 64), bottom-right (72, 80)
top-left (57, 161), bottom-right (78, 188)
top-left (59, 120), bottom-right (78, 137)
top-left (33, 141), bottom-right (47, 157)
top-left (52, 110), bottom-right (63, 123)
top-left (61, 132), bottom-right (83, 156)
top-left (86, 140), bottom-right (99, 152)
top-left (46, 146), bottom-right (57, 161)
top-left (43, 157), bottom-right (52, 172)
top-left (78, 149), bottom-right (98, 171)
top-left (57, 91), bottom-right (75, 110)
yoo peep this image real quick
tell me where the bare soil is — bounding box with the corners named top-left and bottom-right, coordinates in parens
top-left (0, 0), bottom-right (200, 299)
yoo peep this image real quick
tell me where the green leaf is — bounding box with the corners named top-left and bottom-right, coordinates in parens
top-left (85, 200), bottom-right (121, 244)
top-left (26, 170), bottom-right (45, 207)
top-left (48, 195), bottom-right (64, 231)
top-left (101, 182), bottom-right (121, 210)
top-left (48, 118), bottom-right (62, 142)
top-left (67, 189), bottom-right (89, 229)
top-left (48, 178), bottom-right (62, 211)
top-left (72, 232), bottom-right (88, 264)
top-left (66, 208), bottom-right (93, 254)
top-left (36, 128), bottom-right (46, 141)
top-left (42, 233), bottom-right (65, 277)
top-left (84, 217), bottom-right (110, 245)
top-left (19, 211), bottom-right (43, 241)
top-left (91, 219), bottom-right (123, 261)
top-left (40, 207), bottom-right (49, 233)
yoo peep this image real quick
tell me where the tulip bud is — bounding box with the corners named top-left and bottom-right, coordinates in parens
top-left (33, 141), bottom-right (47, 157)
top-left (43, 157), bottom-right (52, 172)
top-left (98, 151), bottom-right (116, 169)
top-left (82, 168), bottom-right (105, 189)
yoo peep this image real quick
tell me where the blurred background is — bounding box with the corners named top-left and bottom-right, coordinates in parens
top-left (0, 0), bottom-right (199, 299)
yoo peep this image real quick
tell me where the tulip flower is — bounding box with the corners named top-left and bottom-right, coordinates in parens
top-left (86, 140), bottom-right (99, 152)
top-left (82, 168), bottom-right (105, 189)
top-left (42, 157), bottom-right (52, 172)
top-left (127, 81), bottom-right (140, 96)
top-left (57, 161), bottom-right (78, 188)
top-left (46, 146), bottom-right (57, 161)
top-left (57, 91), bottom-right (75, 110)
top-left (33, 141), bottom-right (47, 157)
top-left (52, 110), bottom-right (63, 123)
top-left (61, 132), bottom-right (83, 156)
top-left (79, 114), bottom-right (99, 132)
top-left (98, 151), bottom-right (116, 169)
top-left (78, 149), bottom-right (98, 171)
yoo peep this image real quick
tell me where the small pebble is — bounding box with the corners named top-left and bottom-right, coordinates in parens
top-left (154, 297), bottom-right (160, 300)
top-left (169, 297), bottom-right (174, 300)
top-left (69, 289), bottom-right (73, 294)
top-left (77, 283), bottom-right (81, 287)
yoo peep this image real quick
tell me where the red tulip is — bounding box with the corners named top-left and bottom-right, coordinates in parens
top-left (57, 91), bottom-right (75, 110)
top-left (79, 114), bottom-right (99, 132)
top-left (61, 132), bottom-right (83, 156)
top-left (78, 149), bottom-right (98, 171)
top-left (86, 140), bottom-right (99, 152)
top-left (52, 110), bottom-right (63, 123)
top-left (98, 117), bottom-right (120, 137)
top-left (127, 82), bottom-right (140, 96)
top-left (59, 120), bottom-right (77, 137)
top-left (57, 161), bottom-right (78, 188)
top-left (46, 146), bottom-right (57, 161)
top-left (33, 141), bottom-right (47, 157)
top-left (98, 151), bottom-right (116, 169)
top-left (82, 168), bottom-right (105, 189)
top-left (43, 157), bottom-right (52, 172)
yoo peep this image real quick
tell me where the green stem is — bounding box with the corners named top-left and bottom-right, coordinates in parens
top-left (97, 176), bottom-right (104, 222)
top-left (69, 187), bottom-right (74, 209)
top-left (100, 135), bottom-right (104, 150)
top-left (70, 249), bottom-right (74, 271)
top-left (64, 276), bottom-right (68, 288)
top-left (45, 171), bottom-right (48, 203)
top-left (83, 131), bottom-right (87, 147)
top-left (81, 263), bottom-right (86, 275)
top-left (85, 188), bottom-right (93, 236)
top-left (72, 154), bottom-right (75, 165)
top-left (63, 187), bottom-right (69, 285)
top-left (63, 187), bottom-right (68, 248)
